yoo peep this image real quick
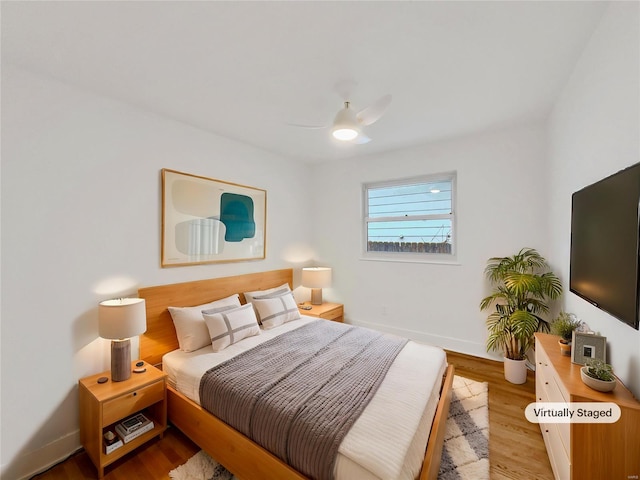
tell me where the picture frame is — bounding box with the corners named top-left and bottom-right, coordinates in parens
top-left (161, 169), bottom-right (266, 267)
top-left (571, 331), bottom-right (607, 365)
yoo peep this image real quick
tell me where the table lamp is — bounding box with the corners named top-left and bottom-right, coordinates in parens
top-left (302, 267), bottom-right (332, 305)
top-left (99, 298), bottom-right (147, 382)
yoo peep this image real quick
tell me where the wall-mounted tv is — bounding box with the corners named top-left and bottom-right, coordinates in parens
top-left (570, 162), bottom-right (640, 330)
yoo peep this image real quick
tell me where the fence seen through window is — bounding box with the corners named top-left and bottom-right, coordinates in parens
top-left (364, 174), bottom-right (455, 255)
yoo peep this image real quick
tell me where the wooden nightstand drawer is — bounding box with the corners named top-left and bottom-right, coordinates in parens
top-left (298, 302), bottom-right (344, 323)
top-left (103, 380), bottom-right (164, 426)
top-left (320, 306), bottom-right (343, 322)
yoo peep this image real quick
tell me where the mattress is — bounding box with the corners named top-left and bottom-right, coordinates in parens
top-left (163, 316), bottom-right (447, 480)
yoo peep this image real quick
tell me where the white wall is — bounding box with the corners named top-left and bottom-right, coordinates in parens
top-left (310, 123), bottom-right (551, 358)
top-left (548, 2), bottom-right (640, 397)
top-left (0, 65), bottom-right (314, 479)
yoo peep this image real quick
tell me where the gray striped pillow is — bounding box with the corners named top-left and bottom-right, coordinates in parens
top-left (203, 303), bottom-right (261, 352)
top-left (252, 291), bottom-right (301, 329)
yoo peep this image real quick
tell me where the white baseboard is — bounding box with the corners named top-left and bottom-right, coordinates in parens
top-left (348, 318), bottom-right (494, 360)
top-left (1, 430), bottom-right (81, 480)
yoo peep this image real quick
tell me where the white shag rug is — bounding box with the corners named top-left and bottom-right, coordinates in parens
top-left (169, 375), bottom-right (489, 480)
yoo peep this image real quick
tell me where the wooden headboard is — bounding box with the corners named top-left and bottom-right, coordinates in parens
top-left (138, 269), bottom-right (293, 366)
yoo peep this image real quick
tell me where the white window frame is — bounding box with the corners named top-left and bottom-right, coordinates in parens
top-left (362, 172), bottom-right (457, 263)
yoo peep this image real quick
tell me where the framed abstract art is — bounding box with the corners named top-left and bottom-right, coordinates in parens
top-left (161, 169), bottom-right (266, 267)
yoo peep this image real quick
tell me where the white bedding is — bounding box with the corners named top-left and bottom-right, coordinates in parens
top-left (163, 316), bottom-right (447, 480)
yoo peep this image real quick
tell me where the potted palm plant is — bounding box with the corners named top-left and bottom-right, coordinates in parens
top-left (550, 311), bottom-right (581, 356)
top-left (480, 248), bottom-right (562, 384)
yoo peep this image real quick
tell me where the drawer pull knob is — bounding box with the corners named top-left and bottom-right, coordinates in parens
top-left (545, 382), bottom-right (549, 385)
top-left (133, 392), bottom-right (137, 397)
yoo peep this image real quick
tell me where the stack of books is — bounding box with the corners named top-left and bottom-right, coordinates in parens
top-left (103, 430), bottom-right (123, 454)
top-left (114, 413), bottom-right (155, 444)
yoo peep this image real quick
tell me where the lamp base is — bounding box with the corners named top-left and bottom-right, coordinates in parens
top-left (111, 339), bottom-right (131, 382)
top-left (310, 288), bottom-right (323, 305)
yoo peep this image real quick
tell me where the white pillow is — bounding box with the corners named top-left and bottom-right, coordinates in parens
top-left (243, 283), bottom-right (291, 321)
top-left (253, 291), bottom-right (301, 329)
top-left (243, 282), bottom-right (291, 305)
top-left (168, 294), bottom-right (241, 352)
top-left (203, 303), bottom-right (261, 352)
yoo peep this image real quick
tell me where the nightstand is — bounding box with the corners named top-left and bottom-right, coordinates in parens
top-left (298, 302), bottom-right (344, 323)
top-left (79, 361), bottom-right (167, 478)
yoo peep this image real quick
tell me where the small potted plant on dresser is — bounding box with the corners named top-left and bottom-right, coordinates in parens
top-left (480, 248), bottom-right (562, 384)
top-left (550, 311), bottom-right (581, 356)
top-left (581, 359), bottom-right (617, 392)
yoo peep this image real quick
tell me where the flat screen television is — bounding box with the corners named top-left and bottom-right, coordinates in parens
top-left (570, 162), bottom-right (640, 330)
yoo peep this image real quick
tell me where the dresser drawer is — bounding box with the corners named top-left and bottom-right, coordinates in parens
top-left (320, 306), bottom-right (343, 322)
top-left (536, 340), bottom-right (570, 454)
top-left (103, 380), bottom-right (165, 426)
top-left (537, 344), bottom-right (568, 398)
top-left (541, 369), bottom-right (568, 404)
top-left (537, 376), bottom-right (571, 456)
top-left (540, 421), bottom-right (570, 480)
top-left (536, 370), bottom-right (549, 402)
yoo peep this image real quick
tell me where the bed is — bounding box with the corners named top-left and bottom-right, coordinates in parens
top-left (138, 269), bottom-right (454, 480)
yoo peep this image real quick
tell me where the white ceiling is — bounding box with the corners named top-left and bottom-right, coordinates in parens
top-left (2, 1), bottom-right (608, 163)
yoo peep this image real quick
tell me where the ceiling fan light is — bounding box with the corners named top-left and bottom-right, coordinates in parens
top-left (332, 127), bottom-right (359, 141)
top-left (332, 101), bottom-right (360, 141)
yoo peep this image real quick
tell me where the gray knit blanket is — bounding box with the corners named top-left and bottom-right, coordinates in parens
top-left (199, 320), bottom-right (408, 480)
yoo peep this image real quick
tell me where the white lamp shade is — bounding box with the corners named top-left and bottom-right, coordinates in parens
top-left (301, 267), bottom-right (332, 288)
top-left (332, 103), bottom-right (359, 141)
top-left (99, 298), bottom-right (147, 340)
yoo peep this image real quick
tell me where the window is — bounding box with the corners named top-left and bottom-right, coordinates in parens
top-left (363, 173), bottom-right (456, 258)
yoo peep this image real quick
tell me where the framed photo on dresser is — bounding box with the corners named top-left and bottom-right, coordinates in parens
top-left (571, 331), bottom-right (607, 365)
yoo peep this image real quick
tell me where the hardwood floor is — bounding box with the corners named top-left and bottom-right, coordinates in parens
top-left (32, 351), bottom-right (554, 480)
top-left (446, 350), bottom-right (554, 480)
top-left (31, 427), bottom-right (200, 480)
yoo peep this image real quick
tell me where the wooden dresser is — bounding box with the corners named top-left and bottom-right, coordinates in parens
top-left (534, 333), bottom-right (640, 480)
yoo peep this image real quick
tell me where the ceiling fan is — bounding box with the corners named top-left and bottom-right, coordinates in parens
top-left (291, 94), bottom-right (392, 144)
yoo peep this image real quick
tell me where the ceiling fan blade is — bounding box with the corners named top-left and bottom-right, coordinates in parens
top-left (351, 133), bottom-right (371, 144)
top-left (286, 122), bottom-right (328, 130)
top-left (356, 94), bottom-right (392, 126)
